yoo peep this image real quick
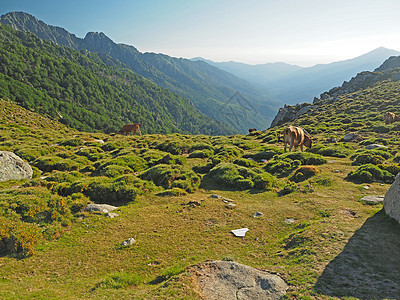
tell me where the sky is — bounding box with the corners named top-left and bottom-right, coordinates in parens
top-left (1, 0), bottom-right (400, 67)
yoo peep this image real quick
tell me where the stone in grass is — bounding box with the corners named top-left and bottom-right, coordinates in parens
top-left (253, 212), bottom-right (263, 218)
top-left (192, 260), bottom-right (288, 300)
top-left (231, 228), bottom-right (249, 237)
top-left (106, 212), bottom-right (119, 218)
top-left (84, 204), bottom-right (118, 213)
top-left (360, 195), bottom-right (384, 205)
top-left (211, 194), bottom-right (223, 199)
top-left (226, 203), bottom-right (236, 209)
top-left (121, 238), bottom-right (136, 246)
top-left (284, 218), bottom-right (296, 224)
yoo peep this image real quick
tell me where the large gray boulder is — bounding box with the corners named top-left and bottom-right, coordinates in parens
top-left (0, 151), bottom-right (33, 182)
top-left (192, 260), bottom-right (288, 300)
top-left (384, 173), bottom-right (400, 224)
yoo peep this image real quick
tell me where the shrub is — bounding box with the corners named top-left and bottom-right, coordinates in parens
top-left (14, 147), bottom-right (50, 162)
top-left (346, 163), bottom-right (394, 183)
top-left (155, 154), bottom-right (186, 165)
top-left (189, 143), bottom-right (214, 152)
top-left (139, 164), bottom-right (200, 192)
top-left (93, 154), bottom-right (147, 176)
top-left (253, 172), bottom-right (276, 190)
top-left (290, 166), bottom-right (319, 182)
top-left (242, 151), bottom-right (278, 161)
top-left (75, 147), bottom-right (107, 162)
top-left (278, 183), bottom-right (299, 196)
top-left (212, 146), bottom-right (243, 163)
top-left (265, 158), bottom-right (301, 175)
top-left (192, 163), bottom-right (214, 174)
top-left (377, 164), bottom-right (400, 176)
top-left (351, 153), bottom-right (385, 166)
top-left (68, 193), bottom-right (90, 213)
top-left (311, 145), bottom-right (351, 158)
top-left (372, 125), bottom-right (390, 133)
top-left (278, 152), bottom-right (327, 165)
top-left (59, 138), bottom-right (84, 147)
top-left (86, 180), bottom-right (137, 204)
top-left (233, 158), bottom-right (258, 168)
top-left (92, 164), bottom-right (133, 178)
top-left (33, 156), bottom-right (81, 173)
top-left (0, 218), bottom-right (42, 257)
top-left (206, 163), bottom-right (254, 190)
top-left (156, 140), bottom-right (191, 155)
top-left (45, 171), bottom-right (84, 183)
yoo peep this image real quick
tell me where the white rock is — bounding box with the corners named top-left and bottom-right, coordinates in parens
top-left (121, 238), bottom-right (136, 246)
top-left (84, 204), bottom-right (118, 213)
top-left (231, 228), bottom-right (249, 237)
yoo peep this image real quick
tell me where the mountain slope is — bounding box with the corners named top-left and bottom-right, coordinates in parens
top-left (0, 23), bottom-right (231, 135)
top-left (270, 54), bottom-right (400, 127)
top-left (0, 11), bottom-right (281, 132)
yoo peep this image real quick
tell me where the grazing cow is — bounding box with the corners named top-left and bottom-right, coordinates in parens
top-left (248, 128), bottom-right (257, 133)
top-left (283, 126), bottom-right (312, 152)
top-left (118, 123), bottom-right (142, 136)
top-left (384, 112), bottom-right (400, 125)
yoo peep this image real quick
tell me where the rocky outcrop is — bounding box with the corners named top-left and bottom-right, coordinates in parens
top-left (270, 102), bottom-right (313, 127)
top-left (384, 173), bottom-right (400, 224)
top-left (192, 260), bottom-right (288, 299)
top-left (84, 204), bottom-right (118, 213)
top-left (0, 151), bottom-right (33, 182)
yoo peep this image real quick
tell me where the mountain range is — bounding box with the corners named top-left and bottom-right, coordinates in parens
top-left (193, 47), bottom-right (400, 105)
top-left (0, 11), bottom-right (280, 133)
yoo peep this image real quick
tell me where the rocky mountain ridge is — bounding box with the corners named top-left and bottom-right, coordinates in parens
top-left (270, 55), bottom-right (400, 127)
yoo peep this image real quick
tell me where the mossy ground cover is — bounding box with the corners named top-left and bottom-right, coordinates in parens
top-left (0, 98), bottom-right (399, 299)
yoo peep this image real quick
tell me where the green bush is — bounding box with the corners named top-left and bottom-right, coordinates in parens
top-left (242, 151), bottom-right (278, 161)
top-left (92, 164), bottom-right (133, 178)
top-left (278, 183), bottom-right (299, 196)
top-left (189, 143), bottom-right (214, 152)
top-left (45, 171), bottom-right (84, 183)
top-left (377, 164), bottom-right (400, 176)
top-left (233, 158), bottom-right (258, 168)
top-left (206, 163), bottom-right (255, 190)
top-left (14, 147), bottom-right (51, 162)
top-left (346, 164), bottom-right (394, 183)
top-left (192, 163), bottom-right (214, 174)
top-left (278, 152), bottom-right (327, 165)
top-left (33, 156), bottom-right (81, 173)
top-left (59, 138), bottom-right (84, 147)
top-left (310, 145), bottom-right (351, 158)
top-left (86, 180), bottom-right (137, 204)
top-left (139, 164), bottom-right (199, 192)
top-left (253, 172), bottom-right (276, 190)
top-left (155, 154), bottom-right (186, 165)
top-left (265, 158), bottom-right (301, 175)
top-left (76, 147), bottom-right (107, 162)
top-left (155, 140), bottom-right (191, 155)
top-left (351, 153), bottom-right (385, 166)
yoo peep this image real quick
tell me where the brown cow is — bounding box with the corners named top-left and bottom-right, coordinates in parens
top-left (384, 112), bottom-right (400, 125)
top-left (283, 126), bottom-right (312, 152)
top-left (118, 123), bottom-right (142, 136)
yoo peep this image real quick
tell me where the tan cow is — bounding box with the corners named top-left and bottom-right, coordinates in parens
top-left (283, 126), bottom-right (312, 152)
top-left (384, 112), bottom-right (400, 125)
top-left (118, 123), bottom-right (142, 136)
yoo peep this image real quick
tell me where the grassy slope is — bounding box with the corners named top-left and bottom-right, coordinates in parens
top-left (0, 84), bottom-right (400, 299)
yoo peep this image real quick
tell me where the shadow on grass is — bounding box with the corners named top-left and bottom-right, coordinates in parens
top-left (314, 209), bottom-right (400, 299)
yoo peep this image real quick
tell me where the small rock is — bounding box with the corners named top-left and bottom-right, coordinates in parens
top-left (226, 203), bottom-right (236, 209)
top-left (93, 139), bottom-right (105, 144)
top-left (211, 194), bottom-right (222, 199)
top-left (343, 133), bottom-right (357, 142)
top-left (365, 144), bottom-right (388, 150)
top-left (328, 160), bottom-right (337, 163)
top-left (84, 204), bottom-right (118, 213)
top-left (121, 238), bottom-right (136, 246)
top-left (334, 170), bottom-right (340, 173)
top-left (253, 212), bottom-right (263, 218)
top-left (360, 195), bottom-right (384, 204)
top-left (284, 218), bottom-right (296, 224)
top-left (363, 185), bottom-right (370, 190)
top-left (106, 212), bottom-right (119, 218)
top-left (231, 228), bottom-right (249, 237)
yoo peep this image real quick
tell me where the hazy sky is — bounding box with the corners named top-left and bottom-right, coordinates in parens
top-left (1, 0), bottom-right (400, 66)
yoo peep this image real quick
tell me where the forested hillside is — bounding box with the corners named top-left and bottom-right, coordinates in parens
top-left (0, 24), bottom-right (232, 135)
top-left (0, 11), bottom-right (280, 133)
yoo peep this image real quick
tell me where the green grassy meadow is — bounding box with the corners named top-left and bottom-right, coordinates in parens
top-left (0, 95), bottom-right (400, 299)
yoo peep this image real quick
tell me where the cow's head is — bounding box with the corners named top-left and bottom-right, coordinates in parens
top-left (304, 135), bottom-right (313, 149)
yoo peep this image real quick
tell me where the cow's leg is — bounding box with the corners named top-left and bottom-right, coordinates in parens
top-left (284, 141), bottom-right (287, 152)
top-left (300, 144), bottom-right (304, 152)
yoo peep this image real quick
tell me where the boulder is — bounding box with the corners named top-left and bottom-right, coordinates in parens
top-left (192, 260), bottom-right (288, 300)
top-left (84, 204), bottom-right (118, 213)
top-left (121, 237), bottom-right (136, 246)
top-left (365, 144), bottom-right (388, 149)
top-left (384, 173), bottom-right (400, 224)
top-left (360, 195), bottom-right (384, 204)
top-left (0, 151), bottom-right (33, 182)
top-left (342, 133), bottom-right (356, 142)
